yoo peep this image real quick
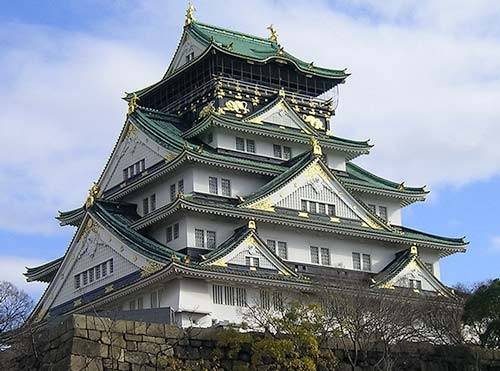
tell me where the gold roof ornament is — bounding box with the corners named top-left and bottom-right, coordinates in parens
top-left (410, 245), bottom-right (418, 255)
top-left (85, 182), bottom-right (101, 209)
top-left (127, 93), bottom-right (140, 115)
top-left (185, 2), bottom-right (196, 26)
top-left (278, 87), bottom-right (286, 97)
top-left (248, 220), bottom-right (256, 230)
top-left (398, 182), bottom-right (405, 191)
top-left (267, 24), bottom-right (278, 43)
top-left (310, 136), bottom-right (322, 156)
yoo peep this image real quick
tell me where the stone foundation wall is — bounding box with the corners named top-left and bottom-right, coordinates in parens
top-left (7, 314), bottom-right (500, 370)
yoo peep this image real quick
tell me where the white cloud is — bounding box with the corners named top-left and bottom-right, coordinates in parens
top-left (1, 0), bottom-right (500, 235)
top-left (0, 256), bottom-right (47, 299)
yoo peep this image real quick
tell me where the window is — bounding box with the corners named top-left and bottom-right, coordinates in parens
top-left (246, 256), bottom-right (260, 267)
top-left (368, 204), bottom-right (377, 214)
top-left (362, 254), bottom-right (371, 271)
top-left (236, 137), bottom-right (245, 151)
top-left (273, 292), bottom-right (284, 311)
top-left (123, 159), bottom-right (146, 180)
top-left (352, 252), bottom-right (361, 270)
top-left (277, 241), bottom-right (288, 260)
top-left (74, 275), bottom-right (81, 289)
top-left (267, 239), bottom-right (276, 251)
top-left (185, 51), bottom-right (195, 63)
top-left (143, 198), bottom-right (149, 215)
top-left (378, 206), bottom-right (388, 221)
top-left (170, 184), bottom-right (176, 201)
top-left (283, 146), bottom-right (292, 160)
top-left (109, 259), bottom-right (114, 274)
top-left (425, 262), bottom-right (434, 275)
top-left (327, 204), bottom-right (336, 216)
top-left (260, 290), bottom-right (271, 310)
top-left (74, 259), bottom-right (111, 290)
top-left (89, 268), bottom-right (94, 283)
top-left (82, 271), bottom-right (88, 286)
top-left (309, 201), bottom-right (317, 213)
top-left (409, 279), bottom-right (422, 290)
top-left (150, 194), bottom-right (156, 212)
top-left (321, 248), bottom-right (331, 266)
top-left (195, 229), bottom-right (205, 248)
top-left (102, 261), bottom-right (108, 277)
top-left (212, 284), bottom-right (246, 307)
top-left (207, 230), bottom-right (216, 249)
top-left (209, 177), bottom-right (218, 194)
top-left (221, 178), bottom-right (231, 197)
top-left (173, 223), bottom-right (179, 239)
top-left (166, 226), bottom-right (173, 242)
top-left (95, 264), bottom-right (101, 280)
top-left (310, 246), bottom-right (319, 264)
top-left (301, 200), bottom-right (335, 215)
top-left (318, 203), bottom-right (326, 215)
top-left (150, 291), bottom-right (158, 308)
top-left (178, 179), bottom-right (184, 194)
top-left (273, 144), bottom-right (282, 158)
top-left (301, 200), bottom-right (308, 211)
top-left (246, 139), bottom-right (255, 153)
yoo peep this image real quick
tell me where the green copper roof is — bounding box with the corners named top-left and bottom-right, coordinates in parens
top-left (183, 21), bottom-right (348, 80)
top-left (57, 207), bottom-right (85, 226)
top-left (25, 257), bottom-right (63, 283)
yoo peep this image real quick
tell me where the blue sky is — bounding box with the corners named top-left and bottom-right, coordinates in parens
top-left (1, 0), bottom-right (499, 298)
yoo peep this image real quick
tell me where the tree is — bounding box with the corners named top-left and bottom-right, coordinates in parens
top-left (0, 281), bottom-right (33, 335)
top-left (462, 279), bottom-right (500, 349)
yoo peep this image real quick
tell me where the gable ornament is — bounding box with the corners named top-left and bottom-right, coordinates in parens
top-left (267, 24), bottom-right (278, 43)
top-left (85, 183), bottom-right (101, 209)
top-left (185, 3), bottom-right (196, 26)
top-left (127, 93), bottom-right (140, 115)
top-left (309, 136), bottom-right (322, 156)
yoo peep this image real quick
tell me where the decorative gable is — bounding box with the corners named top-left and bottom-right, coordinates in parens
top-left (166, 32), bottom-right (208, 76)
top-left (243, 158), bottom-right (384, 229)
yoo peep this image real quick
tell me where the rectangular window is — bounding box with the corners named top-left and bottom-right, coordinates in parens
top-left (109, 259), bottom-right (114, 274)
top-left (88, 268), bottom-right (94, 283)
top-left (102, 262), bottom-right (107, 277)
top-left (150, 291), bottom-right (158, 309)
top-left (166, 226), bottom-right (173, 242)
top-left (236, 287), bottom-right (247, 307)
top-left (135, 162), bottom-right (140, 175)
top-left (309, 201), bottom-right (317, 213)
top-left (209, 177), bottom-right (218, 194)
top-left (173, 223), bottom-right (179, 239)
top-left (212, 284), bottom-right (223, 304)
top-left (246, 139), bottom-right (256, 153)
top-left (236, 137), bottom-right (245, 151)
top-left (195, 229), bottom-right (205, 248)
top-left (82, 271), bottom-right (88, 286)
top-left (301, 200), bottom-right (308, 211)
top-left (140, 159), bottom-right (145, 172)
top-left (178, 179), bottom-right (184, 194)
top-left (267, 240), bottom-right (276, 251)
top-left (273, 144), bottom-right (282, 158)
top-left (95, 265), bottom-right (101, 280)
top-left (318, 203), bottom-right (326, 215)
top-left (277, 241), bottom-right (288, 260)
top-left (207, 230), bottom-right (216, 249)
top-left (321, 248), bottom-right (330, 266)
top-left (224, 286), bottom-right (235, 306)
top-left (352, 252), bottom-right (361, 270)
top-left (368, 204), bottom-right (376, 214)
top-left (246, 257), bottom-right (259, 267)
top-left (123, 169), bottom-right (128, 181)
top-left (74, 275), bottom-right (81, 289)
top-left (143, 198), bottom-right (149, 215)
top-left (362, 254), bottom-right (371, 271)
top-left (170, 184), bottom-right (176, 201)
top-left (150, 194), bottom-right (156, 212)
top-left (310, 246), bottom-right (320, 264)
top-left (410, 279), bottom-right (422, 290)
top-left (378, 206), bottom-right (388, 222)
top-left (327, 204), bottom-right (336, 216)
top-left (221, 178), bottom-right (231, 197)
top-left (260, 290), bottom-right (271, 310)
top-left (283, 146), bottom-right (292, 160)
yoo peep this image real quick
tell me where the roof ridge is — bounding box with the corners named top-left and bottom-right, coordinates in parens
top-left (192, 21), bottom-right (274, 46)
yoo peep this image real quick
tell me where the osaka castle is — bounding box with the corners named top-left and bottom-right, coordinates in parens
top-left (26, 7), bottom-right (467, 327)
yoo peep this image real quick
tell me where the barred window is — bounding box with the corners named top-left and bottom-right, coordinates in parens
top-left (267, 239), bottom-right (276, 251)
top-left (309, 201), bottom-right (317, 213)
top-left (318, 203), bottom-right (326, 214)
top-left (246, 139), bottom-right (256, 153)
top-left (102, 262), bottom-right (108, 277)
top-left (283, 146), bottom-right (292, 160)
top-left (273, 292), bottom-right (284, 311)
top-left (273, 144), bottom-right (282, 158)
top-left (352, 252), bottom-right (361, 270)
top-left (173, 223), bottom-right (179, 239)
top-left (170, 183), bottom-right (176, 201)
top-left (74, 275), bottom-right (81, 289)
top-left (95, 264), bottom-right (101, 280)
top-left (195, 229), bottom-right (205, 248)
top-left (143, 198), bottom-right (149, 215)
top-left (277, 241), bottom-right (288, 260)
top-left (221, 178), bottom-right (231, 197)
top-left (378, 206), bottom-right (388, 221)
top-left (207, 230), bottom-right (216, 249)
top-left (321, 248), bottom-right (330, 266)
top-left (327, 204), bottom-right (336, 216)
top-left (409, 279), bottom-right (422, 290)
top-left (310, 246), bottom-right (319, 264)
top-left (82, 271), bottom-right (88, 286)
top-left (123, 169), bottom-right (128, 181)
top-left (89, 268), bottom-right (94, 283)
top-left (260, 290), bottom-right (271, 310)
top-left (301, 200), bottom-right (308, 211)
top-left (109, 259), bottom-right (114, 274)
top-left (236, 137), bottom-right (245, 151)
top-left (150, 194), bottom-right (156, 211)
top-left (178, 179), bottom-right (184, 194)
top-left (213, 285), bottom-right (246, 307)
top-left (166, 226), bottom-right (173, 242)
top-left (246, 257), bottom-right (259, 267)
top-left (140, 159), bottom-right (145, 172)
top-left (212, 285), bottom-right (224, 304)
top-left (224, 286), bottom-right (235, 306)
top-left (236, 287), bottom-right (247, 307)
top-left (362, 254), bottom-right (371, 271)
top-left (209, 177), bottom-right (218, 194)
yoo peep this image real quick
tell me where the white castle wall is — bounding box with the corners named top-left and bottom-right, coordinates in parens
top-left (356, 193), bottom-right (402, 225)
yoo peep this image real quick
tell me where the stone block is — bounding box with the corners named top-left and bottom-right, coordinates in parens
top-left (135, 321), bottom-right (146, 335)
top-left (110, 346), bottom-right (125, 362)
top-left (86, 316), bottom-right (96, 330)
top-left (88, 329), bottom-right (101, 341)
top-left (126, 320), bottom-right (135, 334)
top-left (73, 314), bottom-right (87, 330)
top-left (73, 328), bottom-right (88, 339)
top-left (110, 333), bottom-right (126, 349)
top-left (94, 316), bottom-right (112, 332)
top-left (113, 319), bottom-right (127, 333)
top-left (101, 331), bottom-right (111, 345)
top-left (137, 341), bottom-right (161, 354)
top-left (72, 337), bottom-right (101, 357)
top-left (124, 334), bottom-right (142, 342)
top-left (126, 341), bottom-right (138, 351)
top-left (118, 361), bottom-right (131, 371)
top-left (164, 325), bottom-right (182, 339)
top-left (146, 323), bottom-right (165, 337)
top-left (124, 351), bottom-right (149, 364)
top-left (143, 335), bottom-right (165, 344)
top-left (99, 344), bottom-right (109, 358)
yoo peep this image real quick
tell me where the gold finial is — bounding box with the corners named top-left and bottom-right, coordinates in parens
top-left (410, 245), bottom-right (418, 255)
top-left (267, 24), bottom-right (278, 43)
top-left (183, 255), bottom-right (191, 264)
top-left (185, 2), bottom-right (196, 26)
top-left (310, 136), bottom-right (322, 156)
top-left (308, 62), bottom-right (314, 69)
top-left (398, 182), bottom-right (405, 191)
top-left (278, 87), bottom-right (286, 97)
top-left (85, 182), bottom-right (101, 209)
top-left (127, 93), bottom-right (140, 115)
top-left (248, 220), bottom-right (256, 230)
